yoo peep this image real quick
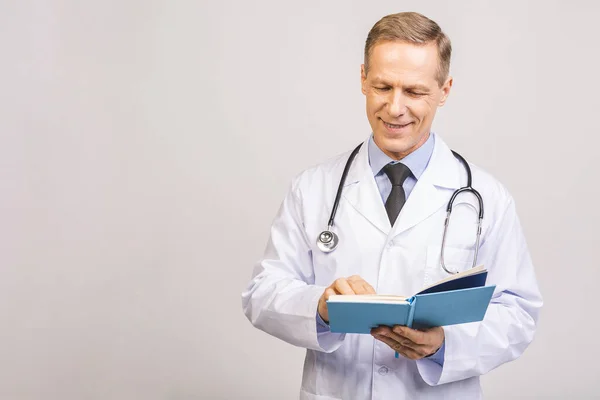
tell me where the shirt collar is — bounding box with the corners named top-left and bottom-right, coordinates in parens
top-left (368, 132), bottom-right (435, 179)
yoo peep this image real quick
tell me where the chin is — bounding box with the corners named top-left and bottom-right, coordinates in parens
top-left (375, 133), bottom-right (422, 159)
top-left (379, 133), bottom-right (412, 147)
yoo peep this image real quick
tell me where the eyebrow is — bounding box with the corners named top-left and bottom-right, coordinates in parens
top-left (372, 78), bottom-right (431, 92)
top-left (404, 84), bottom-right (431, 92)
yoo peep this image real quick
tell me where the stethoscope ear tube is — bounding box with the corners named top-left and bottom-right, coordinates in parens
top-left (446, 187), bottom-right (484, 220)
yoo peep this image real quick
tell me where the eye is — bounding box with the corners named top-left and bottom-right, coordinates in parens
top-left (374, 86), bottom-right (391, 92)
top-left (407, 90), bottom-right (426, 97)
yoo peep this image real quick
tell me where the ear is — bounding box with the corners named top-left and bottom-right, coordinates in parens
top-left (361, 64), bottom-right (367, 95)
top-left (438, 76), bottom-right (453, 106)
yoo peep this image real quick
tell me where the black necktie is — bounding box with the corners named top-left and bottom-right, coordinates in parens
top-left (383, 162), bottom-right (412, 226)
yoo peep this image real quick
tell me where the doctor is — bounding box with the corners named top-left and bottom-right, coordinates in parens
top-left (242, 11), bottom-right (542, 400)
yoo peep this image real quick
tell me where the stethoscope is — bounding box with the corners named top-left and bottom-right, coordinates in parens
top-left (316, 143), bottom-right (484, 275)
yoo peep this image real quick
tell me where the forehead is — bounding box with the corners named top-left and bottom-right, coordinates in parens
top-left (368, 40), bottom-right (439, 85)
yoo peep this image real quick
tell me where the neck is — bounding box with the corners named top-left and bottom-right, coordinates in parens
top-left (376, 132), bottom-right (430, 160)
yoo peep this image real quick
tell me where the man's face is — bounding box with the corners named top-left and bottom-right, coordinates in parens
top-left (361, 41), bottom-right (452, 160)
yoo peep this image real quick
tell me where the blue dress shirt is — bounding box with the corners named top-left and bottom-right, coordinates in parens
top-left (316, 133), bottom-right (444, 366)
top-left (368, 133), bottom-right (434, 202)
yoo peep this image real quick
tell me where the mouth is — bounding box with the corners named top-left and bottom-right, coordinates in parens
top-left (381, 119), bottom-right (413, 132)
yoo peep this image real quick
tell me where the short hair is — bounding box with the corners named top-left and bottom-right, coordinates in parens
top-left (364, 12), bottom-right (452, 87)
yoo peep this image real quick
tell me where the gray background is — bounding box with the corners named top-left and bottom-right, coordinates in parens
top-left (1, 0), bottom-right (598, 398)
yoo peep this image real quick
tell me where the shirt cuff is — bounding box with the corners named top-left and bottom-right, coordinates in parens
top-left (425, 340), bottom-right (445, 366)
top-left (316, 311), bottom-right (330, 333)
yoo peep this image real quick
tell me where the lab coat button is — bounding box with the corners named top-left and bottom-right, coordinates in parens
top-left (378, 366), bottom-right (388, 375)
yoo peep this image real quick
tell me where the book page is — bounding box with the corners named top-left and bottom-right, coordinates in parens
top-left (418, 264), bottom-right (485, 293)
top-left (326, 265), bottom-right (486, 304)
top-left (327, 294), bottom-right (408, 303)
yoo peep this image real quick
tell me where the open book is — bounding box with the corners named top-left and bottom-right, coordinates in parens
top-left (326, 265), bottom-right (495, 333)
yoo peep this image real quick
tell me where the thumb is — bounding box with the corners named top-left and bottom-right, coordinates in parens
top-left (319, 288), bottom-right (337, 322)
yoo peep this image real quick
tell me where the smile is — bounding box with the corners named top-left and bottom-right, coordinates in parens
top-left (382, 120), bottom-right (413, 131)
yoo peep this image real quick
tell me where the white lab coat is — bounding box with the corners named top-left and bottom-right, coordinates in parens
top-left (242, 134), bottom-right (542, 400)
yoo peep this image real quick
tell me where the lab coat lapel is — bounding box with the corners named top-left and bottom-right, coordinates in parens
top-left (391, 135), bottom-right (462, 237)
top-left (341, 140), bottom-right (391, 235)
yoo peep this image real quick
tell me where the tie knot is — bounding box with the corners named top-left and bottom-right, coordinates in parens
top-left (383, 162), bottom-right (412, 186)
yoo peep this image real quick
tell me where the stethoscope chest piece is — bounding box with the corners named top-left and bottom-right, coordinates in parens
top-left (317, 230), bottom-right (339, 253)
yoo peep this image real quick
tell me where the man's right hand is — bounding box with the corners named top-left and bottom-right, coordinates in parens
top-left (318, 275), bottom-right (376, 323)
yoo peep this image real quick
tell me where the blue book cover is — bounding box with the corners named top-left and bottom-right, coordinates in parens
top-left (327, 266), bottom-right (495, 334)
top-left (416, 269), bottom-right (488, 295)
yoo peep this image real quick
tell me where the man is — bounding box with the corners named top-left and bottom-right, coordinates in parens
top-left (242, 12), bottom-right (542, 399)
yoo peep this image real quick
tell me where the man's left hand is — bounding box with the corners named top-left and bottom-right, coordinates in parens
top-left (371, 325), bottom-right (444, 360)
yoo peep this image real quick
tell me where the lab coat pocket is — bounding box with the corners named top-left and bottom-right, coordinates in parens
top-left (424, 245), bottom-right (476, 285)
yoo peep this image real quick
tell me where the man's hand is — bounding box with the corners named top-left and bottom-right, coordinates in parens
top-left (371, 325), bottom-right (444, 360)
top-left (318, 275), bottom-right (375, 323)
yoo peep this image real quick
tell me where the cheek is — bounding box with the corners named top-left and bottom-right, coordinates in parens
top-left (410, 100), bottom-right (435, 122)
top-left (367, 95), bottom-right (385, 114)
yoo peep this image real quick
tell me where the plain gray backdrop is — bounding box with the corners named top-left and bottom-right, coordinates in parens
top-left (1, 0), bottom-right (599, 398)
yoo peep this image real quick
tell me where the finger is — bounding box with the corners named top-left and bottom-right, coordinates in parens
top-left (371, 325), bottom-right (393, 337)
top-left (332, 278), bottom-right (355, 295)
top-left (372, 325), bottom-right (413, 344)
top-left (392, 325), bottom-right (427, 345)
top-left (348, 279), bottom-right (371, 295)
top-left (324, 287), bottom-right (336, 301)
top-left (372, 332), bottom-right (399, 349)
top-left (319, 288), bottom-right (338, 323)
top-left (373, 334), bottom-right (423, 360)
top-left (382, 327), bottom-right (430, 355)
top-left (347, 275), bottom-right (376, 295)
top-left (345, 276), bottom-right (365, 293)
top-left (361, 280), bottom-right (376, 294)
top-left (395, 344), bottom-right (423, 360)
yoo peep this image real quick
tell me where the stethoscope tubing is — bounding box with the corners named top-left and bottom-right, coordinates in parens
top-left (318, 142), bottom-right (484, 275)
top-left (326, 144), bottom-right (363, 229)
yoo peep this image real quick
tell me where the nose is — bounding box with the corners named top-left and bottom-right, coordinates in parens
top-left (387, 90), bottom-right (407, 117)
